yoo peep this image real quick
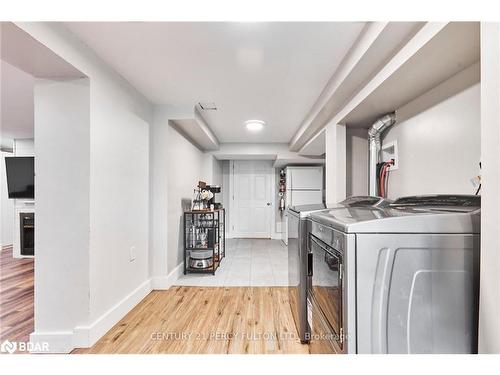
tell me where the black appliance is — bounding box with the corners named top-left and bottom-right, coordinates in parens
top-left (5, 157), bottom-right (35, 199)
top-left (20, 212), bottom-right (35, 256)
top-left (206, 185), bottom-right (222, 209)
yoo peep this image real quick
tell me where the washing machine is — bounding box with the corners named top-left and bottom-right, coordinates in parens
top-left (307, 195), bottom-right (480, 354)
top-left (287, 196), bottom-right (392, 343)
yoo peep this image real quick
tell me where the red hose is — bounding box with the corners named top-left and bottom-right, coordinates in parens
top-left (380, 164), bottom-right (387, 197)
top-left (379, 161), bottom-right (394, 198)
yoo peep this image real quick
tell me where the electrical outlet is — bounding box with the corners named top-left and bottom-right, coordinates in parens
top-left (129, 246), bottom-right (136, 262)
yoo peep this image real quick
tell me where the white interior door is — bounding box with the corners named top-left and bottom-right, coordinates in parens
top-left (231, 160), bottom-right (272, 238)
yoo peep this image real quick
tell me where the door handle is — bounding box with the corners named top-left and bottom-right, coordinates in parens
top-left (266, 202), bottom-right (271, 206)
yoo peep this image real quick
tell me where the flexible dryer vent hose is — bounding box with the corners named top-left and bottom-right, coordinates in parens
top-left (368, 113), bottom-right (396, 196)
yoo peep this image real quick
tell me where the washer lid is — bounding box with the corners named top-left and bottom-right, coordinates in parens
top-left (288, 196), bottom-right (393, 217)
top-left (390, 194), bottom-right (480, 211)
top-left (289, 203), bottom-right (326, 215)
top-left (310, 203), bottom-right (480, 234)
top-left (340, 195), bottom-right (392, 207)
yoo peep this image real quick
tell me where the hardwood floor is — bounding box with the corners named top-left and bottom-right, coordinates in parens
top-left (73, 286), bottom-right (311, 354)
top-left (0, 245), bottom-right (34, 344)
top-left (0, 242), bottom-right (311, 354)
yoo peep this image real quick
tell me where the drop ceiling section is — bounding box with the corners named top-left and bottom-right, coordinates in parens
top-left (1, 22), bottom-right (85, 79)
top-left (340, 22), bottom-right (480, 128)
top-left (298, 21), bottom-right (480, 156)
top-left (289, 21), bottom-right (425, 151)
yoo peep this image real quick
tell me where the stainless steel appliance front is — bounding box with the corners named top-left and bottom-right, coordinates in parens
top-left (288, 197), bottom-right (387, 345)
top-left (307, 222), bottom-right (347, 353)
top-left (287, 207), bottom-right (316, 343)
top-left (308, 195), bottom-right (481, 354)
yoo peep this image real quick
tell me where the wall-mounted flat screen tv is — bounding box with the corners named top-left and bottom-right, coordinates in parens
top-left (5, 157), bottom-right (35, 199)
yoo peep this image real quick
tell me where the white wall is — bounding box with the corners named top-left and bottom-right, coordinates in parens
top-left (346, 129), bottom-right (368, 197)
top-left (13, 138), bottom-right (35, 156)
top-left (222, 160), bottom-right (231, 235)
top-left (166, 123), bottom-right (205, 273)
top-left (0, 151), bottom-right (14, 246)
top-left (212, 157), bottom-right (223, 187)
top-left (0, 60), bottom-right (35, 149)
top-left (149, 108), bottom-right (170, 285)
top-left (88, 74), bottom-right (151, 323)
top-left (344, 65), bottom-right (481, 200)
top-left (34, 79), bottom-right (91, 339)
top-left (17, 23), bottom-right (154, 352)
top-left (325, 122), bottom-right (346, 205)
top-left (150, 105), bottom-right (212, 285)
top-left (479, 22), bottom-right (500, 354)
top-left (382, 83), bottom-right (480, 199)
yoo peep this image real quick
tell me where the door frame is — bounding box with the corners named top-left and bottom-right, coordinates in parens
top-left (229, 160), bottom-right (275, 239)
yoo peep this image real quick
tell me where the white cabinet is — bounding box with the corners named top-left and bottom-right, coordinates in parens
top-left (287, 166), bottom-right (323, 190)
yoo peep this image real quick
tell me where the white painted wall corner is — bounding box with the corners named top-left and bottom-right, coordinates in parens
top-left (151, 261), bottom-right (184, 290)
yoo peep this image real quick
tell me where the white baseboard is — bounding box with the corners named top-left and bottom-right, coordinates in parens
top-left (29, 331), bottom-right (74, 353)
top-left (167, 261), bottom-right (184, 286)
top-left (271, 232), bottom-right (282, 240)
top-left (29, 265), bottom-right (186, 353)
top-left (72, 278), bottom-right (152, 349)
top-left (152, 261), bottom-right (184, 289)
top-left (150, 275), bottom-right (170, 289)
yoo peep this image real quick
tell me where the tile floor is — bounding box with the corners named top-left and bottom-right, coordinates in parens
top-left (174, 238), bottom-right (289, 287)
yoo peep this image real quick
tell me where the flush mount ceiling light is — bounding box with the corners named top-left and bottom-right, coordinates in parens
top-left (245, 120), bottom-right (266, 131)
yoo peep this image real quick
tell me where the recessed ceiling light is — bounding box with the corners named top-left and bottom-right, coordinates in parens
top-left (245, 120), bottom-right (265, 131)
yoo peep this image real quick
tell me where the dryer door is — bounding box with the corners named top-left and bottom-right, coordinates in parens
top-left (308, 233), bottom-right (345, 351)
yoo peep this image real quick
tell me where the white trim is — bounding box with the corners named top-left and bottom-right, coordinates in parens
top-left (229, 160), bottom-right (235, 237)
top-left (150, 276), bottom-right (170, 290)
top-left (31, 279), bottom-right (153, 353)
top-left (270, 167), bottom-right (276, 240)
top-left (29, 265), bottom-right (189, 353)
top-left (166, 261), bottom-right (185, 287)
top-left (73, 278), bottom-right (152, 348)
top-left (151, 261), bottom-right (184, 289)
top-left (29, 331), bottom-right (74, 354)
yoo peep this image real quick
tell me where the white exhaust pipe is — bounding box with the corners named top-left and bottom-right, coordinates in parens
top-left (368, 113), bottom-right (396, 196)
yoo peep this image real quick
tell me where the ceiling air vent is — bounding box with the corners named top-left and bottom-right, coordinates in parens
top-left (198, 102), bottom-right (217, 111)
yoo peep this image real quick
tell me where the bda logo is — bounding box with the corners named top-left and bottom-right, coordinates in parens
top-left (1, 340), bottom-right (17, 354)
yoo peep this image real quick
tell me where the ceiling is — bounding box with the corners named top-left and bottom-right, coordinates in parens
top-left (1, 60), bottom-right (35, 149)
top-left (1, 23), bottom-right (86, 150)
top-left (1, 22), bottom-right (85, 79)
top-left (64, 22), bottom-right (366, 143)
